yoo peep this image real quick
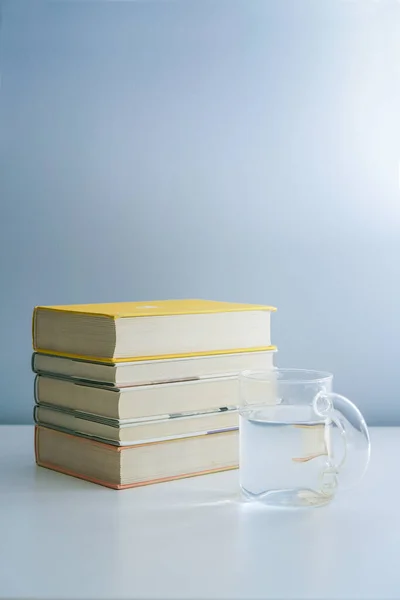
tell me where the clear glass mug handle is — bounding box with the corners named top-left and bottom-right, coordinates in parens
top-left (313, 392), bottom-right (371, 492)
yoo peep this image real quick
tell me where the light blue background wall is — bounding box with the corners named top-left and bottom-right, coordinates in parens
top-left (0, 0), bottom-right (399, 424)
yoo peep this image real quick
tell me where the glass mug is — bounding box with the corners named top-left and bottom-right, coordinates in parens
top-left (239, 369), bottom-right (370, 507)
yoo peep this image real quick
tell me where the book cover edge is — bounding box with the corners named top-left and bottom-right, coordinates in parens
top-left (33, 300), bottom-right (277, 319)
top-left (32, 345), bottom-right (277, 364)
top-left (36, 460), bottom-right (239, 490)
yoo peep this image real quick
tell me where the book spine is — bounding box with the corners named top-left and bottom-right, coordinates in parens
top-left (32, 307), bottom-right (38, 350)
top-left (34, 425), bottom-right (39, 464)
top-left (33, 375), bottom-right (39, 404)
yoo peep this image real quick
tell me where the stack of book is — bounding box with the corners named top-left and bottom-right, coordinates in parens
top-left (32, 299), bottom-right (276, 489)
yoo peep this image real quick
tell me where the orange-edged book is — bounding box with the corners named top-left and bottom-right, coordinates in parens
top-left (35, 426), bottom-right (239, 490)
top-left (32, 299), bottom-right (276, 363)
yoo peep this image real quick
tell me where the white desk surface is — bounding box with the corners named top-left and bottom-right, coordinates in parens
top-left (0, 425), bottom-right (397, 599)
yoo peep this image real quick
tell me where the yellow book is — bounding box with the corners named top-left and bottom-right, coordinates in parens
top-left (33, 299), bottom-right (276, 363)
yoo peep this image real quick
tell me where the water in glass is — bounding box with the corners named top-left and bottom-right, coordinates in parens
top-left (239, 404), bottom-right (338, 507)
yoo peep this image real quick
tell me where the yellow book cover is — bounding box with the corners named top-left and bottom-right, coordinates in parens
top-left (33, 299), bottom-right (276, 319)
top-left (33, 299), bottom-right (277, 363)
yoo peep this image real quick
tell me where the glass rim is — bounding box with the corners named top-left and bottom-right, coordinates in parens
top-left (240, 368), bottom-right (333, 385)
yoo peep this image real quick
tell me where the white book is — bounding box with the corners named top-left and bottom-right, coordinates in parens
top-left (34, 404), bottom-right (238, 446)
top-left (34, 374), bottom-right (242, 420)
top-left (32, 348), bottom-right (276, 386)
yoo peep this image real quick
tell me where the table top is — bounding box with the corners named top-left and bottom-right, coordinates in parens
top-left (0, 425), bottom-right (397, 599)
